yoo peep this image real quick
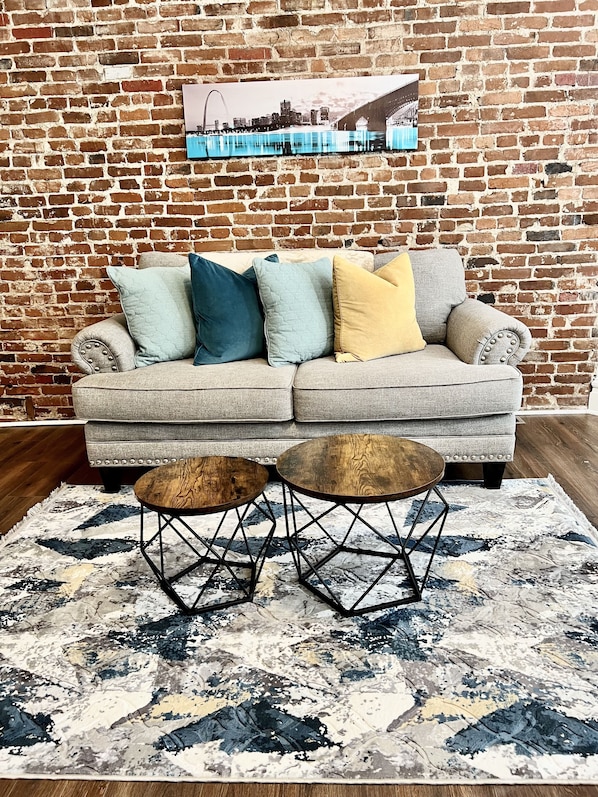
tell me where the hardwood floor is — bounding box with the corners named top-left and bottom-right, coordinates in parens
top-left (507, 413), bottom-right (598, 528)
top-left (1, 783), bottom-right (596, 797)
top-left (0, 414), bottom-right (596, 797)
top-left (0, 424), bottom-right (88, 537)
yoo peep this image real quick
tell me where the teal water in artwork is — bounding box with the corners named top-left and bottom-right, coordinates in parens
top-left (186, 127), bottom-right (418, 159)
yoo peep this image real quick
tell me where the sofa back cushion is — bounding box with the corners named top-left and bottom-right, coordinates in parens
top-left (135, 247), bottom-right (465, 348)
top-left (374, 248), bottom-right (467, 344)
top-left (138, 252), bottom-right (189, 269)
top-left (139, 249), bottom-right (374, 273)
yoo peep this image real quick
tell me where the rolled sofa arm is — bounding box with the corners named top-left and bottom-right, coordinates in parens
top-left (446, 298), bottom-right (532, 366)
top-left (71, 314), bottom-right (137, 374)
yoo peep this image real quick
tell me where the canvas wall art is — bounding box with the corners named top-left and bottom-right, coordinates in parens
top-left (182, 74), bottom-right (418, 160)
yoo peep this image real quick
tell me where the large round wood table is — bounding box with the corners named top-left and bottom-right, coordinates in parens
top-left (134, 456), bottom-right (276, 614)
top-left (276, 434), bottom-right (449, 617)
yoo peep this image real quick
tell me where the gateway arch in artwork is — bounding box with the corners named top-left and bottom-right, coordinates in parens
top-left (201, 89), bottom-right (231, 132)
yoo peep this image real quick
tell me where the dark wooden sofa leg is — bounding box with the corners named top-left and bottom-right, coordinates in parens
top-left (99, 467), bottom-right (122, 493)
top-left (483, 462), bottom-right (506, 489)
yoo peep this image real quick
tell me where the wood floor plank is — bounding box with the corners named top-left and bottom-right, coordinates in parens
top-left (0, 417), bottom-right (596, 797)
top-left (0, 425), bottom-right (88, 535)
top-left (507, 414), bottom-right (598, 527)
top-left (0, 495), bottom-right (52, 536)
top-left (2, 782), bottom-right (592, 797)
top-left (0, 780), bottom-right (106, 797)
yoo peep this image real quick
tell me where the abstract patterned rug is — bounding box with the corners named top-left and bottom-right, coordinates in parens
top-left (0, 477), bottom-right (597, 784)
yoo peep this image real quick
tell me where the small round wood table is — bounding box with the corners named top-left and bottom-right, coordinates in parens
top-left (276, 434), bottom-right (449, 617)
top-left (134, 456), bottom-right (276, 614)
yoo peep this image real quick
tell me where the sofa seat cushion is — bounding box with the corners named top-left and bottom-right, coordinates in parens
top-left (73, 358), bottom-right (296, 423)
top-left (293, 344), bottom-right (523, 422)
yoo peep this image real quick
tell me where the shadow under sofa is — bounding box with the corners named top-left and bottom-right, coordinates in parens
top-left (71, 247), bottom-right (532, 492)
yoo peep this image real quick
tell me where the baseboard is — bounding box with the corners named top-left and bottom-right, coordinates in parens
top-left (517, 408), bottom-right (597, 417)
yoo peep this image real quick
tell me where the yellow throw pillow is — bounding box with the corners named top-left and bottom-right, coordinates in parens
top-left (333, 252), bottom-right (426, 363)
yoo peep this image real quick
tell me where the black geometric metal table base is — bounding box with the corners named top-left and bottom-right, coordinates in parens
top-left (282, 485), bottom-right (449, 617)
top-left (140, 496), bottom-right (276, 615)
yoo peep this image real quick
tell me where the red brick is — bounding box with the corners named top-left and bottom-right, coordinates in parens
top-left (228, 47), bottom-right (272, 60)
top-left (122, 80), bottom-right (163, 92)
top-left (13, 26), bottom-right (52, 39)
top-left (487, 2), bottom-right (531, 12)
top-left (0, 3), bottom-right (595, 419)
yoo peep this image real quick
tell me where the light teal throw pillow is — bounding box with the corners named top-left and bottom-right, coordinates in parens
top-left (107, 265), bottom-right (195, 367)
top-left (252, 257), bottom-right (333, 367)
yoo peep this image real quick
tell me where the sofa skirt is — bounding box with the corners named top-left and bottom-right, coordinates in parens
top-left (83, 415), bottom-right (517, 468)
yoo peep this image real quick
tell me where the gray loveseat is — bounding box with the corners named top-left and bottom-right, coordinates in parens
top-left (71, 247), bottom-right (532, 492)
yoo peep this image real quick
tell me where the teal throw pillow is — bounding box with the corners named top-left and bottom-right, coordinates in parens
top-left (189, 253), bottom-right (278, 365)
top-left (252, 257), bottom-right (334, 367)
top-left (107, 265), bottom-right (195, 368)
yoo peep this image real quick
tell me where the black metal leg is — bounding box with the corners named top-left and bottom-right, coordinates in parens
top-left (483, 462), bottom-right (506, 489)
top-left (99, 467), bottom-right (122, 493)
top-left (283, 485), bottom-right (449, 617)
top-left (139, 496), bottom-right (276, 614)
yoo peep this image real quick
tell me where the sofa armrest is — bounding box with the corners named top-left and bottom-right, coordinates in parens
top-left (71, 314), bottom-right (137, 374)
top-left (446, 298), bottom-right (532, 366)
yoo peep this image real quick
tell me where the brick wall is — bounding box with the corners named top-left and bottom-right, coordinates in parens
top-left (1, 0), bottom-right (597, 420)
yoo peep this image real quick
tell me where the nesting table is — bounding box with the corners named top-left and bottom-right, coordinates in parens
top-left (134, 435), bottom-right (449, 617)
top-left (134, 456), bottom-right (276, 614)
top-left (276, 434), bottom-right (449, 616)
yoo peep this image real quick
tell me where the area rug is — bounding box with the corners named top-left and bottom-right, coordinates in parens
top-left (0, 477), bottom-right (597, 784)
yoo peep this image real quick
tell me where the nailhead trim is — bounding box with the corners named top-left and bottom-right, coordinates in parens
top-left (447, 453), bottom-right (512, 462)
top-left (90, 453), bottom-right (513, 467)
top-left (478, 329), bottom-right (523, 365)
top-left (77, 339), bottom-right (120, 374)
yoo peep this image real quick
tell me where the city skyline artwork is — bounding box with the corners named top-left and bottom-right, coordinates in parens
top-left (182, 74), bottom-right (419, 160)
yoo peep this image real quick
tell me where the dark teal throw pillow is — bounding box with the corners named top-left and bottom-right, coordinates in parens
top-left (189, 253), bottom-right (277, 365)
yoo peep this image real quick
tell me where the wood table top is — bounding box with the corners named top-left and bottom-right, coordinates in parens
top-left (276, 434), bottom-right (445, 503)
top-left (134, 456), bottom-right (269, 516)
